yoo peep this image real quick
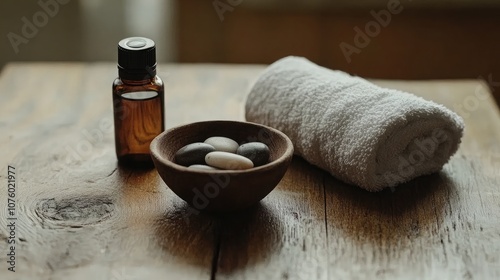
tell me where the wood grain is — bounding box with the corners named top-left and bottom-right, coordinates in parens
top-left (0, 63), bottom-right (499, 280)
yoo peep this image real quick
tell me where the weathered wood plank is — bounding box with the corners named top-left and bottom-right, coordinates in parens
top-left (0, 63), bottom-right (246, 280)
top-left (324, 80), bottom-right (500, 279)
top-left (216, 158), bottom-right (329, 280)
top-left (0, 63), bottom-right (499, 280)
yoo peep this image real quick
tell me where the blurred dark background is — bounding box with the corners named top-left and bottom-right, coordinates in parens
top-left (1, 0), bottom-right (500, 101)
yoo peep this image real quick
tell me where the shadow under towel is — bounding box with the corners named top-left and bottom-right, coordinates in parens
top-left (245, 56), bottom-right (464, 191)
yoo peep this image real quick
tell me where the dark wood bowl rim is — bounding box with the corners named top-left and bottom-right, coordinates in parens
top-left (150, 120), bottom-right (294, 174)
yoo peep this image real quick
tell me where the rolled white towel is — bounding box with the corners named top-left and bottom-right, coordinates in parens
top-left (245, 56), bottom-right (464, 191)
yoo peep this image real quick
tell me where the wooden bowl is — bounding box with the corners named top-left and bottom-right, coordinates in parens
top-left (150, 120), bottom-right (294, 212)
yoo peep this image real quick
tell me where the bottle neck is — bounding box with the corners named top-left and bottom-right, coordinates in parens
top-left (118, 64), bottom-right (157, 82)
top-left (120, 76), bottom-right (156, 85)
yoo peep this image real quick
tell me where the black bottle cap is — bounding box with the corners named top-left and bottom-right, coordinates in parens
top-left (118, 37), bottom-right (157, 80)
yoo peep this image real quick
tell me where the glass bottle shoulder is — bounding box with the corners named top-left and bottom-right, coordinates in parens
top-left (113, 76), bottom-right (164, 95)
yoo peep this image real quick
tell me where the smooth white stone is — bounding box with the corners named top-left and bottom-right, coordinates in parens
top-left (188, 164), bottom-right (219, 171)
top-left (204, 136), bottom-right (239, 153)
top-left (205, 151), bottom-right (254, 170)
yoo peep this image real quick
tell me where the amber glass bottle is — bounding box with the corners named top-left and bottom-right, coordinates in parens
top-left (113, 37), bottom-right (164, 166)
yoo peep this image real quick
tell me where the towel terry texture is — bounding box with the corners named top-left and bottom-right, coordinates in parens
top-left (245, 56), bottom-right (464, 191)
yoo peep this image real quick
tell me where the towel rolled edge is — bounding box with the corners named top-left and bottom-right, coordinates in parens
top-left (245, 56), bottom-right (465, 191)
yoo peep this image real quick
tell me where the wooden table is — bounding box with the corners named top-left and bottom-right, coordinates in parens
top-left (1, 63), bottom-right (499, 280)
